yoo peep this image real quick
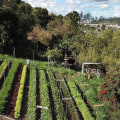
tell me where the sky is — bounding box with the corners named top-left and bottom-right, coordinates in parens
top-left (22, 0), bottom-right (120, 18)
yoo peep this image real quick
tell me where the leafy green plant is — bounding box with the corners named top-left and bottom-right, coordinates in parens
top-left (39, 70), bottom-right (52, 120)
top-left (67, 78), bottom-right (94, 120)
top-left (14, 65), bottom-right (27, 118)
top-left (27, 66), bottom-right (36, 120)
top-left (0, 61), bottom-right (9, 80)
top-left (47, 70), bottom-right (67, 120)
top-left (45, 48), bottom-right (63, 60)
top-left (0, 61), bottom-right (19, 112)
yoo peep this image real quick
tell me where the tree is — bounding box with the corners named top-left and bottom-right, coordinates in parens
top-left (0, 8), bottom-right (19, 53)
top-left (65, 11), bottom-right (80, 32)
top-left (0, 0), bottom-right (3, 7)
top-left (1, 0), bottom-right (21, 10)
top-left (45, 48), bottom-right (63, 60)
top-left (0, 1), bottom-right (35, 55)
top-left (16, 2), bottom-right (35, 45)
top-left (33, 7), bottom-right (49, 28)
top-left (101, 24), bottom-right (106, 31)
top-left (112, 30), bottom-right (120, 58)
top-left (47, 14), bottom-right (69, 49)
top-left (49, 13), bottom-right (56, 21)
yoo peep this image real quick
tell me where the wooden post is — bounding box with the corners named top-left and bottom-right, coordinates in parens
top-left (93, 104), bottom-right (104, 107)
top-left (62, 98), bottom-right (72, 100)
top-left (64, 53), bottom-right (69, 67)
top-left (80, 84), bottom-right (88, 86)
top-left (57, 79), bottom-right (64, 82)
top-left (37, 105), bottom-right (48, 110)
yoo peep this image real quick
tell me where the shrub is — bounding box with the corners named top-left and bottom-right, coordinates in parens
top-left (99, 66), bottom-right (120, 105)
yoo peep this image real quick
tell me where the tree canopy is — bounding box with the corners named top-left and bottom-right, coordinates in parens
top-left (0, 3), bottom-right (120, 72)
top-left (33, 7), bottom-right (49, 28)
top-left (0, 8), bottom-right (19, 53)
top-left (65, 11), bottom-right (80, 32)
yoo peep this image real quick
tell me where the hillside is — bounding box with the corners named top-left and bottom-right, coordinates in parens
top-left (0, 54), bottom-right (120, 120)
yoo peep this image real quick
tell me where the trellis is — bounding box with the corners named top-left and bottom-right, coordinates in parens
top-left (54, 71), bottom-right (82, 119)
top-left (81, 62), bottom-right (101, 77)
top-left (54, 72), bottom-right (72, 100)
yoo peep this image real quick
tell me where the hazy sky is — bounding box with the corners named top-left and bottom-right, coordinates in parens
top-left (22, 0), bottom-right (120, 18)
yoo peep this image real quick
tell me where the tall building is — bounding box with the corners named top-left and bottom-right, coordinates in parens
top-left (80, 11), bottom-right (83, 18)
top-left (100, 16), bottom-right (104, 19)
top-left (95, 17), bottom-right (98, 20)
top-left (83, 12), bottom-right (91, 20)
top-left (79, 11), bottom-right (98, 23)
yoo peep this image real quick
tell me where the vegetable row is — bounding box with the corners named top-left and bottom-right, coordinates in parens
top-left (0, 62), bottom-right (19, 112)
top-left (27, 66), bottom-right (36, 120)
top-left (0, 61), bottom-right (9, 80)
top-left (67, 79), bottom-right (94, 120)
top-left (47, 70), bottom-right (67, 120)
top-left (39, 70), bottom-right (52, 120)
top-left (73, 75), bottom-right (106, 120)
top-left (14, 65), bottom-right (27, 118)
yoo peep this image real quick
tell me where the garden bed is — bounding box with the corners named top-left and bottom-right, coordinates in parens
top-left (0, 63), bottom-right (12, 90)
top-left (4, 65), bottom-right (23, 117)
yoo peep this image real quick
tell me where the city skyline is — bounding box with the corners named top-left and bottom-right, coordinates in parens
top-left (22, 0), bottom-right (120, 18)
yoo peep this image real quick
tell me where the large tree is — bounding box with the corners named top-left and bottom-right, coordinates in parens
top-left (0, 1), bottom-right (35, 55)
top-left (17, 1), bottom-right (35, 36)
top-left (33, 7), bottom-right (49, 28)
top-left (0, 8), bottom-right (19, 53)
top-left (65, 11), bottom-right (80, 32)
top-left (0, 0), bottom-right (3, 7)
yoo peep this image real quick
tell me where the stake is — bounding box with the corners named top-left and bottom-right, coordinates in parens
top-left (37, 105), bottom-right (48, 110)
top-left (66, 102), bottom-right (67, 115)
top-left (33, 51), bottom-right (34, 65)
top-left (62, 98), bottom-right (72, 100)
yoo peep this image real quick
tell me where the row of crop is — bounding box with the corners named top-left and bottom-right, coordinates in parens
top-left (73, 75), bottom-right (108, 120)
top-left (39, 70), bottom-right (52, 120)
top-left (14, 65), bottom-right (27, 118)
top-left (47, 70), bottom-right (67, 120)
top-left (0, 61), bottom-right (9, 80)
top-left (27, 66), bottom-right (36, 120)
top-left (66, 78), bottom-right (94, 120)
top-left (0, 61), bottom-right (6, 72)
top-left (73, 75), bottom-right (101, 104)
top-left (55, 72), bottom-right (81, 120)
top-left (8, 65), bottom-right (23, 117)
top-left (0, 61), bottom-right (19, 112)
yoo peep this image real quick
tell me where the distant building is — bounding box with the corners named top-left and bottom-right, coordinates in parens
top-left (100, 16), bottom-right (104, 19)
top-left (80, 11), bottom-right (83, 18)
top-left (84, 13), bottom-right (91, 19)
top-left (79, 11), bottom-right (100, 23)
top-left (95, 17), bottom-right (98, 20)
top-left (89, 16), bottom-right (94, 21)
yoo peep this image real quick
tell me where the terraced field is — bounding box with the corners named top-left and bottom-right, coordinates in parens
top-left (0, 54), bottom-right (119, 120)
